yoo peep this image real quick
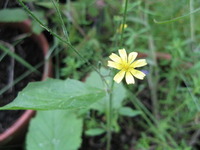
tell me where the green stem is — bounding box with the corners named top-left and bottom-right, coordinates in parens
top-left (144, 1), bottom-right (159, 119)
top-left (18, 1), bottom-right (115, 149)
top-left (120, 0), bottom-right (128, 47)
top-left (0, 41), bottom-right (40, 74)
top-left (105, 1), bottom-right (129, 149)
top-left (106, 93), bottom-right (111, 150)
top-left (55, 48), bottom-right (60, 79)
top-left (190, 0), bottom-right (195, 50)
top-left (17, 0), bottom-right (110, 87)
top-left (106, 81), bottom-right (114, 150)
top-left (51, 0), bottom-right (70, 41)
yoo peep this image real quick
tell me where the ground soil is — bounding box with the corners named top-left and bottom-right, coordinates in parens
top-left (0, 25), bottom-right (44, 150)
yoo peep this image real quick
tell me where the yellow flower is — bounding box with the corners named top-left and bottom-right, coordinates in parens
top-left (116, 24), bottom-right (128, 33)
top-left (108, 48), bottom-right (147, 84)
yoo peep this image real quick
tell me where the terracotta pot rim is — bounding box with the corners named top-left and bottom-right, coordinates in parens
top-left (0, 20), bottom-right (51, 143)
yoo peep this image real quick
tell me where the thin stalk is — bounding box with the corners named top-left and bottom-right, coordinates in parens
top-left (106, 1), bottom-right (129, 149)
top-left (67, 0), bottom-right (71, 30)
top-left (17, 0), bottom-right (109, 87)
top-left (0, 41), bottom-right (40, 74)
top-left (0, 62), bottom-right (43, 95)
top-left (154, 7), bottom-right (200, 24)
top-left (106, 92), bottom-right (111, 150)
top-left (0, 43), bottom-right (64, 96)
top-left (18, 1), bottom-right (115, 149)
top-left (7, 43), bottom-right (15, 92)
top-left (51, 0), bottom-right (70, 41)
top-left (190, 0), bottom-right (195, 50)
top-left (106, 80), bottom-right (114, 150)
top-left (0, 52), bottom-right (7, 62)
top-left (55, 48), bottom-right (60, 79)
top-left (144, 2), bottom-right (159, 119)
top-left (129, 93), bottom-right (179, 148)
top-left (120, 0), bottom-right (128, 47)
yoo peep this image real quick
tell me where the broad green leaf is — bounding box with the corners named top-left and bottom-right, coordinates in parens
top-left (0, 78), bottom-right (105, 110)
top-left (119, 107), bottom-right (142, 117)
top-left (26, 110), bottom-right (82, 150)
top-left (86, 68), bottom-right (126, 112)
top-left (85, 128), bottom-right (105, 136)
top-left (0, 8), bottom-right (28, 22)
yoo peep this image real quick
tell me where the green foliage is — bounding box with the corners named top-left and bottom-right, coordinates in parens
top-left (26, 110), bottom-right (83, 150)
top-left (118, 107), bottom-right (142, 117)
top-left (31, 11), bottom-right (47, 34)
top-left (0, 78), bottom-right (105, 110)
top-left (1, 0), bottom-right (200, 149)
top-left (86, 68), bottom-right (126, 112)
top-left (0, 8), bottom-right (28, 22)
top-left (85, 128), bottom-right (105, 136)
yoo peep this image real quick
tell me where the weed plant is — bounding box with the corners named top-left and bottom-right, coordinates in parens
top-left (0, 0), bottom-right (200, 150)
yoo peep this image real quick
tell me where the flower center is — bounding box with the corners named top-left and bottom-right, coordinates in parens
top-left (122, 62), bottom-right (132, 72)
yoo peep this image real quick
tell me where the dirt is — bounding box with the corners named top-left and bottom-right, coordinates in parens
top-left (80, 111), bottom-right (145, 150)
top-left (0, 25), bottom-right (43, 135)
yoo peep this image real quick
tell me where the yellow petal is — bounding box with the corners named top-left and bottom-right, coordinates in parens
top-left (114, 70), bottom-right (125, 83)
top-left (107, 61), bottom-right (122, 70)
top-left (131, 59), bottom-right (147, 68)
top-left (118, 48), bottom-right (127, 62)
top-left (130, 69), bottom-right (146, 80)
top-left (109, 53), bottom-right (121, 63)
top-left (128, 52), bottom-right (138, 64)
top-left (125, 72), bottom-right (135, 84)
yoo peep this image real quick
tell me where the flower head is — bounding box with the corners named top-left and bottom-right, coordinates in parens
top-left (108, 48), bottom-right (147, 84)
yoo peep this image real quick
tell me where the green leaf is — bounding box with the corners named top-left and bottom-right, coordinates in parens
top-left (35, 2), bottom-right (55, 9)
top-left (86, 68), bottom-right (126, 112)
top-left (119, 107), bottom-right (142, 117)
top-left (26, 110), bottom-right (83, 150)
top-left (0, 78), bottom-right (105, 110)
top-left (0, 8), bottom-right (28, 22)
top-left (85, 128), bottom-right (105, 136)
top-left (31, 11), bottom-right (46, 34)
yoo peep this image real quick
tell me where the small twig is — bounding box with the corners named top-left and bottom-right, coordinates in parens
top-left (63, 11), bottom-right (87, 38)
top-left (144, 1), bottom-right (159, 119)
top-left (3, 0), bottom-right (9, 8)
top-left (190, 0), bottom-right (196, 51)
top-left (120, 0), bottom-right (129, 47)
top-left (0, 52), bottom-right (7, 62)
top-left (0, 41), bottom-right (15, 93)
top-left (189, 129), bottom-right (200, 146)
top-left (51, 0), bottom-right (70, 41)
top-left (17, 0), bottom-right (110, 88)
top-left (11, 33), bottom-right (31, 44)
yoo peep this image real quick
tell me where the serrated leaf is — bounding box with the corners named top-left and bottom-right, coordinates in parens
top-left (0, 8), bottom-right (28, 22)
top-left (119, 107), bottom-right (142, 117)
top-left (85, 128), bottom-right (105, 136)
top-left (26, 110), bottom-right (82, 150)
top-left (0, 78), bottom-right (105, 110)
top-left (86, 68), bottom-right (126, 112)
